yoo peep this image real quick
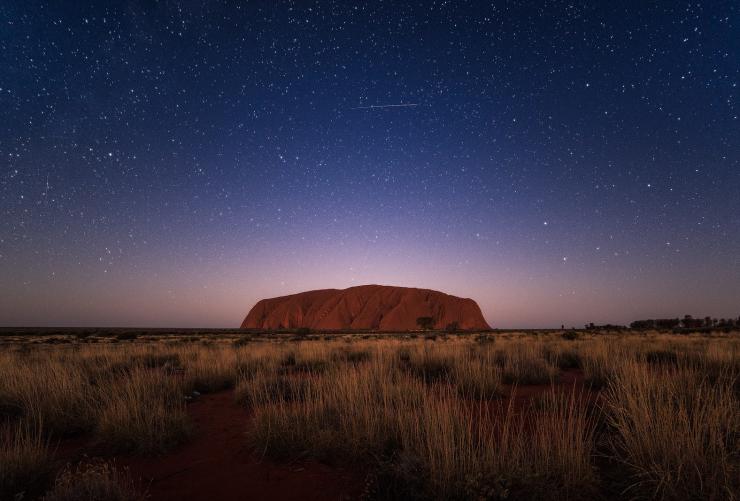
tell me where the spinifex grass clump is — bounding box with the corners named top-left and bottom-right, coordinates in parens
top-left (330, 346), bottom-right (373, 364)
top-left (235, 369), bottom-right (311, 407)
top-left (405, 349), bottom-right (454, 383)
top-left (275, 345), bottom-right (330, 374)
top-left (500, 342), bottom-right (558, 385)
top-left (543, 344), bottom-right (582, 370)
top-left (180, 345), bottom-right (237, 393)
top-left (96, 368), bottom-right (190, 454)
top-left (694, 343), bottom-right (740, 397)
top-left (604, 361), bottom-right (739, 500)
top-left (580, 342), bottom-right (626, 389)
top-left (0, 424), bottom-right (53, 500)
top-left (524, 389), bottom-right (599, 498)
top-left (452, 353), bottom-right (503, 399)
top-left (0, 356), bottom-right (100, 437)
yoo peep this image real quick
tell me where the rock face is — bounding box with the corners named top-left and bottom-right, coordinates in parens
top-left (241, 284), bottom-right (491, 331)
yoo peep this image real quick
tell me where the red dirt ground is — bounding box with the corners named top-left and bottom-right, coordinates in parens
top-left (114, 391), bottom-right (364, 501)
top-left (487, 368), bottom-right (594, 411)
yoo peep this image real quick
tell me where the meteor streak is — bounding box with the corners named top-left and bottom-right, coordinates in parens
top-left (351, 103), bottom-right (419, 110)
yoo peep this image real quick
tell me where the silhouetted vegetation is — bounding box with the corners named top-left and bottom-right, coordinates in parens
top-left (584, 322), bottom-right (628, 331)
top-left (416, 317), bottom-right (435, 330)
top-left (630, 315), bottom-right (740, 331)
top-left (561, 330), bottom-right (579, 341)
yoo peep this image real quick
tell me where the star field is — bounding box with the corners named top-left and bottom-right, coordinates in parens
top-left (1, 1), bottom-right (738, 327)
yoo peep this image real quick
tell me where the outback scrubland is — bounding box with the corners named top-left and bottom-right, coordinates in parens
top-left (0, 330), bottom-right (738, 500)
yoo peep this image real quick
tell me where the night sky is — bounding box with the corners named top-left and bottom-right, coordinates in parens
top-left (1, 1), bottom-right (738, 328)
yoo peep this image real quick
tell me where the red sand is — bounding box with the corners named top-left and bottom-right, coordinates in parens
top-left (119, 392), bottom-right (363, 501)
top-left (241, 284), bottom-right (491, 331)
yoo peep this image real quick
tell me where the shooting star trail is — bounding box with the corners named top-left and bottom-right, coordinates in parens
top-left (351, 103), bottom-right (420, 110)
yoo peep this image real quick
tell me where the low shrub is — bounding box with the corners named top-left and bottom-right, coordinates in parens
top-left (561, 331), bottom-right (579, 341)
top-left (43, 460), bottom-right (147, 501)
top-left (406, 354), bottom-right (453, 383)
top-left (644, 349), bottom-right (679, 366)
top-left (545, 347), bottom-right (581, 370)
top-left (331, 348), bottom-right (372, 365)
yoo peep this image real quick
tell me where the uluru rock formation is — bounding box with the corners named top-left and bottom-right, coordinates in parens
top-left (241, 285), bottom-right (491, 331)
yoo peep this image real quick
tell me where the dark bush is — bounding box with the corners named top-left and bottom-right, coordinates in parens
top-left (416, 317), bottom-right (435, 330)
top-left (281, 352), bottom-right (296, 367)
top-left (234, 336), bottom-right (252, 347)
top-left (475, 334), bottom-right (494, 344)
top-left (556, 350), bottom-right (581, 369)
top-left (331, 349), bottom-right (372, 364)
top-left (408, 358), bottom-right (452, 383)
top-left (645, 350), bottom-right (679, 366)
top-left (398, 349), bottom-right (411, 363)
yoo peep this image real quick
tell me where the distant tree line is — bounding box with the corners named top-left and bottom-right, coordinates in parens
top-left (628, 315), bottom-right (740, 331)
top-left (584, 323), bottom-right (628, 331)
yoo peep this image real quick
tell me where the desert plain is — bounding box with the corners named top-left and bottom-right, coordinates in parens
top-left (0, 327), bottom-right (738, 500)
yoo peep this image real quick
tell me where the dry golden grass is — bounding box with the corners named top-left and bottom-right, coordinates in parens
top-left (499, 341), bottom-right (559, 385)
top-left (0, 331), bottom-right (738, 499)
top-left (0, 423), bottom-right (53, 500)
top-left (0, 356), bottom-right (99, 436)
top-left (239, 341), bottom-right (599, 498)
top-left (452, 350), bottom-right (503, 399)
top-left (179, 345), bottom-right (237, 393)
top-left (605, 360), bottom-right (739, 500)
top-left (0, 344), bottom-right (199, 453)
top-left (96, 367), bottom-right (190, 454)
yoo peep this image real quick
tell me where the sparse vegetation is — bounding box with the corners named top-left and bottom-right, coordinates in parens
top-left (0, 330), bottom-right (737, 499)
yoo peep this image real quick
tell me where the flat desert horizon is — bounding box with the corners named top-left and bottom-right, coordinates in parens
top-left (2, 1), bottom-right (738, 500)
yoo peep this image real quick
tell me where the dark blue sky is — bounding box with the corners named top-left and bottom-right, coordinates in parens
top-left (1, 1), bottom-right (738, 327)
